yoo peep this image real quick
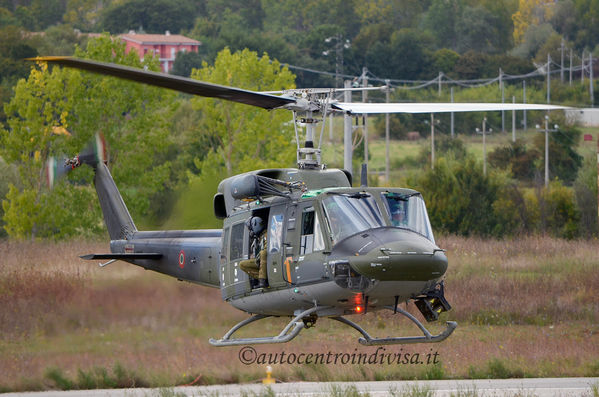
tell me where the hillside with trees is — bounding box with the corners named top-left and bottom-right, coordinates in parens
top-left (0, 0), bottom-right (598, 239)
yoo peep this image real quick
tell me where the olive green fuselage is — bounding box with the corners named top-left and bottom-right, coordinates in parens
top-left (113, 169), bottom-right (447, 318)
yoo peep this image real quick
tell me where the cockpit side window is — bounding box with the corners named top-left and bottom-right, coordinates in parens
top-left (300, 207), bottom-right (325, 255)
top-left (322, 194), bottom-right (384, 245)
top-left (221, 227), bottom-right (230, 264)
top-left (381, 192), bottom-right (435, 243)
top-left (230, 222), bottom-right (245, 260)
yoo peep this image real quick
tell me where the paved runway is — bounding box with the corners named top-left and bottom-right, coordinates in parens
top-left (4, 378), bottom-right (598, 396)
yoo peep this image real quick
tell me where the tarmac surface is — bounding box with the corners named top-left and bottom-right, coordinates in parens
top-left (3, 377), bottom-right (598, 396)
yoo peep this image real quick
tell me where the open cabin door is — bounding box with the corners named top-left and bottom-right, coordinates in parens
top-left (282, 201), bottom-right (327, 285)
top-left (266, 204), bottom-right (287, 288)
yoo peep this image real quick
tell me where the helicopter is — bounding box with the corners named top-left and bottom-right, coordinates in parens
top-left (35, 56), bottom-right (568, 346)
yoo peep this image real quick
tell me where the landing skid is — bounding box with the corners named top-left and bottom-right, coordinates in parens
top-left (332, 306), bottom-right (457, 346)
top-left (209, 306), bottom-right (322, 347)
top-left (209, 305), bottom-right (456, 347)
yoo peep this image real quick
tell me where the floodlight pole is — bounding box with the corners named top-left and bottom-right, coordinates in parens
top-left (561, 39), bottom-right (565, 83)
top-left (431, 113), bottom-right (435, 170)
top-left (523, 81), bottom-right (527, 131)
top-left (590, 53), bottom-right (594, 107)
top-left (385, 80), bottom-right (390, 183)
top-left (482, 117), bottom-right (487, 176)
top-left (450, 87), bottom-right (455, 138)
top-left (362, 67), bottom-right (369, 170)
top-left (547, 53), bottom-right (551, 104)
top-left (569, 48), bottom-right (573, 86)
top-left (344, 80), bottom-right (353, 176)
top-left (512, 96), bottom-right (516, 142)
top-left (500, 68), bottom-right (505, 132)
top-left (545, 116), bottom-right (549, 187)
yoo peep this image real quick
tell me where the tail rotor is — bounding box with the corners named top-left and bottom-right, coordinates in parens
top-left (46, 133), bottom-right (107, 188)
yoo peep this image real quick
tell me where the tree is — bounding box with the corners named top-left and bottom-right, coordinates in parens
top-left (532, 119), bottom-right (582, 184)
top-left (432, 48), bottom-right (460, 75)
top-left (423, 0), bottom-right (463, 51)
top-left (1, 34), bottom-right (177, 238)
top-left (457, 5), bottom-right (508, 54)
top-left (35, 24), bottom-right (88, 56)
top-left (453, 50), bottom-right (489, 79)
top-left (489, 139), bottom-right (540, 181)
top-left (409, 156), bottom-right (504, 236)
top-left (101, 0), bottom-right (197, 34)
top-left (511, 23), bottom-right (557, 59)
top-left (13, 0), bottom-right (66, 31)
top-left (512, 0), bottom-right (555, 44)
top-left (379, 29), bottom-right (435, 80)
top-left (62, 0), bottom-right (107, 31)
top-left (190, 48), bottom-right (296, 177)
top-left (170, 50), bottom-right (204, 77)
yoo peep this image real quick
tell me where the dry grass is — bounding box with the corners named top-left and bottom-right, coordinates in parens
top-left (0, 237), bottom-right (598, 391)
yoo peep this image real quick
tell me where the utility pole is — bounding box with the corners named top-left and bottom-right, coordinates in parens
top-left (547, 53), bottom-right (551, 104)
top-left (523, 80), bottom-right (527, 131)
top-left (590, 53), bottom-right (594, 107)
top-left (544, 116), bottom-right (549, 187)
top-left (582, 50), bottom-right (585, 85)
top-left (385, 80), bottom-right (390, 183)
top-left (430, 113), bottom-right (435, 170)
top-left (537, 115), bottom-right (558, 188)
top-left (512, 96), bottom-right (516, 142)
top-left (334, 36), bottom-right (344, 88)
top-left (569, 48), bottom-right (573, 86)
top-left (324, 34), bottom-right (347, 88)
top-left (450, 87), bottom-right (455, 138)
top-left (500, 68), bottom-right (505, 132)
top-left (560, 39), bottom-right (565, 82)
top-left (438, 72), bottom-right (442, 96)
top-left (343, 80), bottom-right (353, 175)
top-left (482, 117), bottom-right (488, 176)
top-left (329, 113), bottom-right (333, 142)
top-left (362, 67), bottom-right (369, 170)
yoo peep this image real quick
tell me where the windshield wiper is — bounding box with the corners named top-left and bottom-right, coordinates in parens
top-left (385, 192), bottom-right (420, 201)
top-left (327, 191), bottom-right (371, 199)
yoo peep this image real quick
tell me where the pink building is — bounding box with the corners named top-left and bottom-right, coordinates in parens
top-left (119, 31), bottom-right (201, 73)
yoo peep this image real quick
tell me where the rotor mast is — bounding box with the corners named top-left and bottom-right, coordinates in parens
top-left (292, 92), bottom-right (332, 169)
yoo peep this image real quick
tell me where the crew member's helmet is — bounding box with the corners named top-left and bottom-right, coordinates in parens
top-left (249, 216), bottom-right (264, 235)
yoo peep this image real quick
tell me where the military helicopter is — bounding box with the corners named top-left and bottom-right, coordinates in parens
top-left (36, 56), bottom-right (568, 346)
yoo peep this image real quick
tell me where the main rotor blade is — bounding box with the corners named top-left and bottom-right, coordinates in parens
top-left (30, 56), bottom-right (297, 110)
top-left (333, 102), bottom-right (571, 114)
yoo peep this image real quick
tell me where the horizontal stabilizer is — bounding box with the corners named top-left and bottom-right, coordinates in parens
top-left (80, 253), bottom-right (162, 260)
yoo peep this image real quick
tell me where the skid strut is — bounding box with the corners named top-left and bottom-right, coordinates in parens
top-left (331, 306), bottom-right (457, 346)
top-left (209, 306), bottom-right (324, 347)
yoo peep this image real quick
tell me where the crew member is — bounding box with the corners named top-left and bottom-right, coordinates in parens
top-left (240, 216), bottom-right (268, 288)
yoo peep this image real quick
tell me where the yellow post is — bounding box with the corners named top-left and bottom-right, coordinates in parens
top-left (262, 365), bottom-right (275, 385)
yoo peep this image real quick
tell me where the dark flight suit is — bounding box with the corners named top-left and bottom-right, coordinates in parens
top-left (240, 230), bottom-right (267, 281)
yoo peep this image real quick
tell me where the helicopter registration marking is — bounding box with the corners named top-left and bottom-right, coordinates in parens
top-left (178, 250), bottom-right (185, 269)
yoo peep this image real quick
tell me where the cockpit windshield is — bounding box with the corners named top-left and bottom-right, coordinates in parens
top-left (322, 193), bottom-right (384, 245)
top-left (381, 192), bottom-right (435, 243)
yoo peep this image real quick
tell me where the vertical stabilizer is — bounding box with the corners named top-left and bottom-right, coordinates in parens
top-left (94, 162), bottom-right (137, 240)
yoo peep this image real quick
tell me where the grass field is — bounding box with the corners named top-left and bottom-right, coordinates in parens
top-left (0, 236), bottom-right (598, 392)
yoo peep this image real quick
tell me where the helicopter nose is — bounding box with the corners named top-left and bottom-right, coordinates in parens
top-left (338, 229), bottom-right (447, 282)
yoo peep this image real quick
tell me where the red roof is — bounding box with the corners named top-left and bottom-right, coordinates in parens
top-left (119, 33), bottom-right (200, 46)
